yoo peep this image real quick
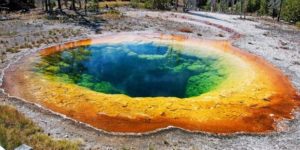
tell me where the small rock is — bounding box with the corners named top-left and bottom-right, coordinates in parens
top-left (95, 29), bottom-right (102, 34)
top-left (280, 46), bottom-right (289, 50)
top-left (279, 40), bottom-right (288, 46)
top-left (197, 33), bottom-right (202, 36)
top-left (273, 57), bottom-right (282, 61)
top-left (263, 32), bottom-right (269, 36)
top-left (292, 61), bottom-right (300, 65)
top-left (15, 144), bottom-right (32, 150)
top-left (217, 33), bottom-right (224, 37)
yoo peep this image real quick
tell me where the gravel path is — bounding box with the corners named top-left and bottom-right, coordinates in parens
top-left (0, 9), bottom-right (299, 149)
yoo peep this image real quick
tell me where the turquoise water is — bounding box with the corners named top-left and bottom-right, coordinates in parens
top-left (36, 42), bottom-right (227, 98)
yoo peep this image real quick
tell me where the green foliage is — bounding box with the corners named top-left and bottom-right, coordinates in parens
top-left (258, 0), bottom-right (269, 15)
top-left (144, 0), bottom-right (173, 10)
top-left (6, 47), bottom-right (19, 53)
top-left (99, 1), bottom-right (131, 8)
top-left (282, 0), bottom-right (300, 23)
top-left (202, 0), bottom-right (211, 11)
top-left (296, 21), bottom-right (300, 28)
top-left (87, 0), bottom-right (100, 12)
top-left (219, 0), bottom-right (228, 13)
top-left (106, 9), bottom-right (121, 15)
top-left (144, 0), bottom-right (154, 9)
top-left (0, 105), bottom-right (79, 150)
top-left (130, 0), bottom-right (141, 8)
top-left (196, 0), bottom-right (299, 23)
top-left (197, 0), bottom-right (208, 9)
top-left (246, 0), bottom-right (261, 13)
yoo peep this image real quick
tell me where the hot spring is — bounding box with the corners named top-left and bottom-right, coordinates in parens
top-left (2, 33), bottom-right (299, 134)
top-left (35, 42), bottom-right (226, 98)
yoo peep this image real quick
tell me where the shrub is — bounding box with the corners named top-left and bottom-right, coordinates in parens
top-left (153, 0), bottom-right (173, 10)
top-left (99, 1), bottom-right (131, 8)
top-left (130, 0), bottom-right (140, 8)
top-left (101, 9), bottom-right (122, 20)
top-left (7, 47), bottom-right (19, 53)
top-left (246, 0), bottom-right (260, 13)
top-left (282, 0), bottom-right (300, 23)
top-left (296, 21), bottom-right (300, 29)
top-left (142, 0), bottom-right (173, 10)
top-left (258, 0), bottom-right (268, 15)
top-left (0, 105), bottom-right (80, 150)
top-left (144, 0), bottom-right (153, 9)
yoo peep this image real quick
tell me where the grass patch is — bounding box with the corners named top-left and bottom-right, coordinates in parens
top-left (0, 105), bottom-right (80, 150)
top-left (98, 1), bottom-right (145, 9)
top-left (296, 21), bottom-right (300, 29)
top-left (101, 9), bottom-right (123, 20)
top-left (130, 0), bottom-right (146, 8)
top-left (0, 31), bottom-right (17, 36)
top-left (99, 1), bottom-right (131, 8)
top-left (6, 47), bottom-right (19, 53)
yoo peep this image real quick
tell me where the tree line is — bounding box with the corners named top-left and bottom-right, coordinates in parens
top-left (133, 0), bottom-right (299, 23)
top-left (196, 0), bottom-right (299, 23)
top-left (1, 0), bottom-right (299, 23)
top-left (42, 0), bottom-right (99, 15)
top-left (0, 0), bottom-right (35, 11)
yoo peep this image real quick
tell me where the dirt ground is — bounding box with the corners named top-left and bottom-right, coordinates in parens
top-left (0, 8), bottom-right (300, 149)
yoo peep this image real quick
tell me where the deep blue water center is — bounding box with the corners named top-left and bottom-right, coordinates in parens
top-left (38, 42), bottom-right (225, 98)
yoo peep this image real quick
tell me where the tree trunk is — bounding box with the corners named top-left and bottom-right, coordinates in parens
top-left (240, 0), bottom-right (246, 19)
top-left (72, 0), bottom-right (76, 11)
top-left (57, 0), bottom-right (62, 10)
top-left (95, 0), bottom-right (99, 13)
top-left (231, 0), bottom-right (234, 13)
top-left (244, 0), bottom-right (246, 19)
top-left (45, 0), bottom-right (49, 12)
top-left (211, 0), bottom-right (216, 12)
top-left (78, 0), bottom-right (82, 9)
top-left (44, 0), bottom-right (48, 12)
top-left (48, 0), bottom-right (53, 12)
top-left (240, 0), bottom-right (242, 18)
top-left (42, 0), bottom-right (44, 11)
top-left (277, 0), bottom-right (283, 22)
top-left (85, 0), bottom-right (87, 15)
